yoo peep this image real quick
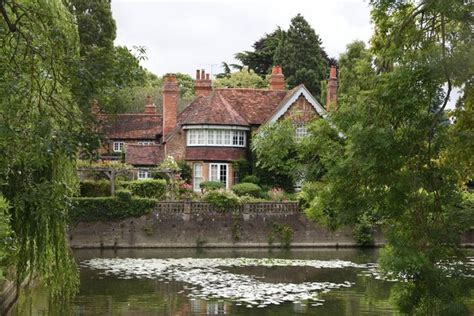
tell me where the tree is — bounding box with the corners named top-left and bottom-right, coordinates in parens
top-left (274, 14), bottom-right (329, 98)
top-left (306, 0), bottom-right (474, 313)
top-left (0, 0), bottom-right (83, 296)
top-left (337, 40), bottom-right (374, 95)
top-left (214, 67), bottom-right (267, 89)
top-left (235, 28), bottom-right (284, 77)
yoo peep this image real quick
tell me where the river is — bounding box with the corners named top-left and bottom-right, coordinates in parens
top-left (11, 248), bottom-right (474, 315)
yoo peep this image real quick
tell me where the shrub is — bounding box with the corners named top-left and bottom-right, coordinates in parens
top-left (241, 175), bottom-right (260, 185)
top-left (232, 182), bottom-right (262, 197)
top-left (268, 187), bottom-right (286, 201)
top-left (0, 196), bottom-right (12, 281)
top-left (115, 189), bottom-right (132, 201)
top-left (353, 214), bottom-right (375, 246)
top-left (120, 179), bottom-right (166, 200)
top-left (297, 181), bottom-right (321, 209)
top-left (200, 181), bottom-right (224, 191)
top-left (239, 195), bottom-right (268, 203)
top-left (270, 222), bottom-right (293, 248)
top-left (202, 190), bottom-right (241, 211)
top-left (80, 180), bottom-right (111, 197)
top-left (70, 196), bottom-right (157, 222)
top-left (177, 160), bottom-right (192, 184)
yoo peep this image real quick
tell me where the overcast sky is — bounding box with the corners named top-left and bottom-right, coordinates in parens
top-left (111, 0), bottom-right (373, 78)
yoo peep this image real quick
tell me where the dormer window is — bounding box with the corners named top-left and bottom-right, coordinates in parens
top-left (113, 141), bottom-right (125, 152)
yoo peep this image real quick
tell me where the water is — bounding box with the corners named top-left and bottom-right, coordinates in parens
top-left (11, 248), bottom-right (474, 315)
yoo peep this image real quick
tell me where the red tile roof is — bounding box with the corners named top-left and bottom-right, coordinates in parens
top-left (125, 144), bottom-right (164, 165)
top-left (101, 114), bottom-right (162, 139)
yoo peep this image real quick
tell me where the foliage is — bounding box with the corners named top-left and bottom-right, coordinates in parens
top-left (297, 181), bottom-right (322, 210)
top-left (235, 29), bottom-right (285, 77)
top-left (70, 196), bottom-right (157, 222)
top-left (159, 156), bottom-right (181, 173)
top-left (241, 175), bottom-right (260, 185)
top-left (214, 67), bottom-right (267, 89)
top-left (337, 40), bottom-right (374, 96)
top-left (238, 195), bottom-right (268, 203)
top-left (269, 222), bottom-right (293, 248)
top-left (177, 160), bottom-right (192, 184)
top-left (120, 179), bottom-right (167, 200)
top-left (274, 14), bottom-right (329, 98)
top-left (202, 190), bottom-right (241, 211)
top-left (352, 214), bottom-right (375, 246)
top-left (200, 181), bottom-right (225, 191)
top-left (304, 0), bottom-right (474, 313)
top-left (80, 180), bottom-right (111, 197)
top-left (0, 196), bottom-right (12, 281)
top-left (0, 0), bottom-right (82, 297)
top-left (233, 158), bottom-right (252, 183)
top-left (115, 189), bottom-right (132, 201)
top-left (231, 183), bottom-right (262, 198)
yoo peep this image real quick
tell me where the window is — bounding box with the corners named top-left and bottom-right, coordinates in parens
top-left (138, 141), bottom-right (155, 145)
top-left (138, 169), bottom-right (152, 180)
top-left (193, 163), bottom-right (203, 192)
top-left (295, 125), bottom-right (308, 141)
top-left (209, 163), bottom-right (228, 188)
top-left (187, 129), bottom-right (246, 147)
top-left (113, 141), bottom-right (124, 152)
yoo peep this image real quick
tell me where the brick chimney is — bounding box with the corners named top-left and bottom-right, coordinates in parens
top-left (162, 74), bottom-right (179, 137)
top-left (194, 69), bottom-right (212, 97)
top-left (144, 95), bottom-right (157, 114)
top-left (326, 66), bottom-right (338, 111)
top-left (269, 65), bottom-right (285, 90)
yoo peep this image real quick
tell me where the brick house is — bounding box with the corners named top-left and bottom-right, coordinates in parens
top-left (97, 65), bottom-right (337, 190)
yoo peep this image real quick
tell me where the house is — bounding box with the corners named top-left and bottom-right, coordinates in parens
top-left (97, 65), bottom-right (337, 190)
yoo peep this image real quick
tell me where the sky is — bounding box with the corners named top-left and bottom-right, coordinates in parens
top-left (111, 0), bottom-right (373, 78)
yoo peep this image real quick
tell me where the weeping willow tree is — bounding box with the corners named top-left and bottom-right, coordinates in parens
top-left (0, 0), bottom-right (85, 296)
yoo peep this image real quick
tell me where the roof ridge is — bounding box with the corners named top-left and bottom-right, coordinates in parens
top-left (215, 91), bottom-right (249, 125)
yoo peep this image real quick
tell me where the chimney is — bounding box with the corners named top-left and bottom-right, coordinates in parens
top-left (269, 65), bottom-right (285, 90)
top-left (194, 69), bottom-right (212, 97)
top-left (326, 66), bottom-right (338, 111)
top-left (162, 74), bottom-right (179, 137)
top-left (144, 95), bottom-right (157, 114)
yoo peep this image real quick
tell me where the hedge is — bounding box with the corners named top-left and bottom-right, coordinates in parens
top-left (232, 182), bottom-right (262, 197)
top-left (119, 179), bottom-right (166, 199)
top-left (202, 190), bottom-right (241, 211)
top-left (70, 196), bottom-right (157, 222)
top-left (80, 180), bottom-right (111, 197)
top-left (200, 181), bottom-right (224, 191)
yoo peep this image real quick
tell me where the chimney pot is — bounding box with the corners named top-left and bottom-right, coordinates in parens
top-left (196, 69), bottom-right (200, 80)
top-left (329, 66), bottom-right (337, 79)
top-left (201, 69), bottom-right (205, 80)
top-left (194, 68), bottom-right (213, 97)
top-left (206, 73), bottom-right (210, 80)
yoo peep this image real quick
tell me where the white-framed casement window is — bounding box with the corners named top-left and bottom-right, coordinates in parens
top-left (193, 163), bottom-right (203, 192)
top-left (295, 125), bottom-right (308, 141)
top-left (137, 169), bottom-right (152, 180)
top-left (186, 129), bottom-right (246, 147)
top-left (209, 163), bottom-right (228, 188)
top-left (138, 141), bottom-right (155, 145)
top-left (113, 141), bottom-right (125, 152)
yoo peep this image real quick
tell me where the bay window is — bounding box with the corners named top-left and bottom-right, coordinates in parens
top-left (186, 129), bottom-right (246, 147)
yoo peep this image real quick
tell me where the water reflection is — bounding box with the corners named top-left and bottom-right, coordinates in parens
top-left (11, 248), bottom-right (474, 315)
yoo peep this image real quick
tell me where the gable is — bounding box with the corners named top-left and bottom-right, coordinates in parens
top-left (267, 85), bottom-right (327, 123)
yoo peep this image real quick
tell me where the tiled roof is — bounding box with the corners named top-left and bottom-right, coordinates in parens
top-left (178, 88), bottom-right (289, 127)
top-left (125, 144), bottom-right (164, 165)
top-left (101, 114), bottom-right (162, 139)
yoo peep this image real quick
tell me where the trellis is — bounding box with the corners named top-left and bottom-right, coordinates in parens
top-left (77, 167), bottom-right (175, 195)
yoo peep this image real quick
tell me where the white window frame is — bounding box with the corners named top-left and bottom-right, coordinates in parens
top-left (209, 163), bottom-right (228, 188)
top-left (113, 141), bottom-right (125, 152)
top-left (137, 169), bottom-right (152, 180)
top-left (295, 125), bottom-right (308, 141)
top-left (186, 129), bottom-right (246, 147)
top-left (193, 163), bottom-right (203, 192)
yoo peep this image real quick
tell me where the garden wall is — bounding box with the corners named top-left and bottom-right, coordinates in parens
top-left (68, 202), bottom-right (386, 248)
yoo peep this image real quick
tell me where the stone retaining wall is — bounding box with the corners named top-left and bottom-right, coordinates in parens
top-left (68, 203), bottom-right (385, 248)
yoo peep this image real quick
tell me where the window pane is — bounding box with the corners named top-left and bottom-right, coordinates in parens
top-left (238, 131), bottom-right (245, 146)
top-left (197, 130), bottom-right (205, 145)
top-left (208, 130), bottom-right (215, 145)
top-left (189, 130), bottom-right (196, 145)
top-left (220, 164), bottom-right (227, 186)
top-left (224, 131), bottom-right (231, 145)
top-left (210, 164), bottom-right (218, 181)
top-left (215, 130), bottom-right (222, 144)
top-left (232, 131), bottom-right (239, 145)
top-left (194, 164), bottom-right (203, 191)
